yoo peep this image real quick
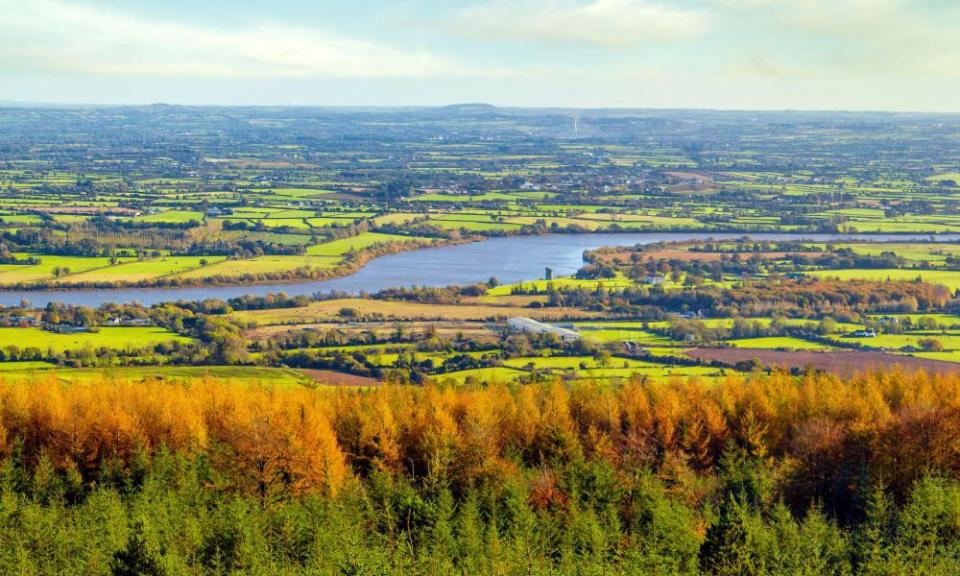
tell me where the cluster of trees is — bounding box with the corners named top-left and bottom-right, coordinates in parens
top-left (597, 249), bottom-right (920, 287)
top-left (1, 370), bottom-right (960, 573)
top-left (21, 222), bottom-right (198, 256)
top-left (687, 240), bottom-right (819, 254)
top-left (537, 277), bottom-right (952, 319)
top-left (226, 292), bottom-right (312, 311)
top-left (373, 282), bottom-right (493, 303)
top-left (183, 238), bottom-right (306, 257)
top-left (0, 243), bottom-right (38, 265)
top-left (41, 302), bottom-right (105, 326)
top-left (0, 300), bottom-right (257, 367)
top-left (256, 325), bottom-right (606, 381)
top-left (721, 278), bottom-right (951, 317)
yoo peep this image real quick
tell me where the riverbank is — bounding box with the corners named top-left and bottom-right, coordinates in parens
top-left (4, 231), bottom-right (960, 308)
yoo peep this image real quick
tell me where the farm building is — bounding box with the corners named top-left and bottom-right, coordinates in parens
top-left (507, 317), bottom-right (581, 342)
top-left (849, 329), bottom-right (877, 338)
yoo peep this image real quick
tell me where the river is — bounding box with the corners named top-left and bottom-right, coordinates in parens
top-left (2, 232), bottom-right (956, 308)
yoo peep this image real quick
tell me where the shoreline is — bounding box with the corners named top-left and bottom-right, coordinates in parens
top-left (1, 229), bottom-right (958, 294)
top-left (0, 235), bottom-right (472, 294)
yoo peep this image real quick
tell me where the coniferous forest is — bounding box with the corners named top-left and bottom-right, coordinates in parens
top-left (1, 369), bottom-right (958, 575)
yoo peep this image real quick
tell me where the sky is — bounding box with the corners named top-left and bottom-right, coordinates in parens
top-left (0, 0), bottom-right (957, 111)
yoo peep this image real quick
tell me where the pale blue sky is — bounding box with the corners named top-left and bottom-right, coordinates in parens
top-left (0, 0), bottom-right (957, 111)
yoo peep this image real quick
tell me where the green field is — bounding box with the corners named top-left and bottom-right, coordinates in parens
top-left (264, 188), bottom-right (333, 198)
top-left (810, 269), bottom-right (960, 290)
top-left (0, 365), bottom-right (310, 384)
top-left (132, 210), bottom-right (204, 224)
top-left (830, 332), bottom-right (960, 351)
top-left (728, 336), bottom-right (835, 351)
top-left (580, 329), bottom-right (673, 345)
top-left (0, 327), bottom-right (192, 354)
top-left (432, 366), bottom-right (527, 384)
top-left (176, 255), bottom-right (338, 279)
top-left (927, 173), bottom-right (960, 183)
top-left (501, 355), bottom-right (718, 379)
top-left (502, 355), bottom-right (650, 370)
top-left (0, 255), bottom-right (125, 285)
top-left (0, 361), bottom-right (56, 372)
top-left (487, 275), bottom-right (635, 297)
top-left (836, 243), bottom-right (960, 263)
top-left (306, 232), bottom-right (432, 256)
top-left (62, 256), bottom-right (227, 283)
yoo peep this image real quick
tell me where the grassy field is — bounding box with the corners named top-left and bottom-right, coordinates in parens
top-left (427, 219), bottom-right (522, 232)
top-left (502, 355), bottom-right (652, 370)
top-left (0, 361), bottom-right (56, 372)
top-left (809, 268), bottom-right (960, 290)
top-left (579, 329), bottom-right (673, 345)
top-left (829, 332), bottom-right (960, 350)
top-left (0, 255), bottom-right (121, 284)
top-left (907, 351), bottom-right (960, 363)
top-left (132, 210), bottom-right (204, 224)
top-left (413, 192), bottom-right (518, 202)
top-left (305, 217), bottom-right (354, 228)
top-left (431, 366), bottom-right (527, 384)
top-left (439, 357), bottom-right (723, 383)
top-left (835, 243), bottom-right (960, 263)
top-left (259, 218), bottom-right (311, 229)
top-left (176, 255), bottom-right (338, 279)
top-left (265, 188), bottom-right (333, 198)
top-left (306, 233), bottom-right (432, 256)
top-left (728, 336), bottom-right (835, 351)
top-left (0, 365), bottom-right (311, 385)
top-left (62, 256), bottom-right (227, 283)
top-left (234, 298), bottom-right (599, 326)
top-left (867, 313), bottom-right (960, 327)
top-left (0, 327), bottom-right (192, 353)
top-left (927, 173), bottom-right (960, 183)
top-left (487, 275), bottom-right (635, 297)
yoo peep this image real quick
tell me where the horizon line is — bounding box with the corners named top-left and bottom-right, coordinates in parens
top-left (2, 100), bottom-right (959, 116)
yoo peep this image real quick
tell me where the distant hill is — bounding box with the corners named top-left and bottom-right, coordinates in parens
top-left (435, 103), bottom-right (499, 116)
top-left (441, 103), bottom-right (496, 111)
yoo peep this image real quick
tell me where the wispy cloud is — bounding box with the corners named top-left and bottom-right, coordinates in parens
top-left (445, 0), bottom-right (709, 48)
top-left (0, 0), bottom-right (471, 78)
top-left (711, 0), bottom-right (960, 82)
top-left (777, 0), bottom-right (960, 76)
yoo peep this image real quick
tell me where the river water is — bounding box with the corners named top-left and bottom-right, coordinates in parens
top-left (3, 232), bottom-right (956, 308)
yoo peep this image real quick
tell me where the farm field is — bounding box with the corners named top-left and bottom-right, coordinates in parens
top-left (59, 256), bottom-right (228, 284)
top-left (828, 331), bottom-right (960, 351)
top-left (430, 366), bottom-right (527, 384)
top-left (836, 243), bottom-right (960, 263)
top-left (727, 336), bottom-right (836, 351)
top-left (0, 365), bottom-right (311, 385)
top-left (686, 348), bottom-right (960, 375)
top-left (809, 268), bottom-right (960, 290)
top-left (305, 232), bottom-right (434, 256)
top-left (0, 327), bottom-right (191, 354)
top-left (580, 328), bottom-right (674, 345)
top-left (175, 255), bottom-right (339, 280)
top-left (131, 210), bottom-right (204, 224)
top-left (233, 297), bottom-right (600, 325)
top-left (501, 355), bottom-right (722, 380)
top-left (0, 255), bottom-right (122, 285)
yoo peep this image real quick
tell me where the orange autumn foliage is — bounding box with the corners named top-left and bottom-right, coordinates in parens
top-left (0, 367), bottom-right (958, 504)
top-left (0, 375), bottom-right (347, 497)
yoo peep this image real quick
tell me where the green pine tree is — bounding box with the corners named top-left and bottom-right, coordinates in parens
top-left (111, 523), bottom-right (165, 576)
top-left (699, 495), bottom-right (757, 576)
